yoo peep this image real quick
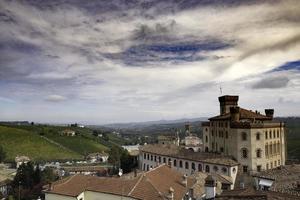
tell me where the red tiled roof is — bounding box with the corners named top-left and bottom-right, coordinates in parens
top-left (45, 165), bottom-right (195, 200)
top-left (216, 187), bottom-right (300, 200)
top-left (209, 108), bottom-right (271, 121)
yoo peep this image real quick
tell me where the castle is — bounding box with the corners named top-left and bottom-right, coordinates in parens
top-left (202, 95), bottom-right (286, 173)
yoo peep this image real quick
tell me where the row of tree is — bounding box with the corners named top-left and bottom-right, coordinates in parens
top-left (10, 162), bottom-right (57, 200)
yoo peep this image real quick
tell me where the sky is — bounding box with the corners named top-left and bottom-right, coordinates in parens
top-left (0, 0), bottom-right (300, 124)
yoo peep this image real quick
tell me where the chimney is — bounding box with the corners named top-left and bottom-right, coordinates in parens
top-left (230, 106), bottom-right (240, 122)
top-left (265, 109), bottom-right (274, 119)
top-left (167, 187), bottom-right (174, 200)
top-left (182, 174), bottom-right (188, 188)
top-left (219, 95), bottom-right (239, 115)
top-left (205, 175), bottom-right (216, 199)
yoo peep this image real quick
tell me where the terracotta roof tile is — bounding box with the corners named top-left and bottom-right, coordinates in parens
top-left (45, 164), bottom-right (196, 200)
top-left (209, 108), bottom-right (271, 121)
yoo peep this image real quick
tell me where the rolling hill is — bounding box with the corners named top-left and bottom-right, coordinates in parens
top-left (0, 126), bottom-right (82, 162)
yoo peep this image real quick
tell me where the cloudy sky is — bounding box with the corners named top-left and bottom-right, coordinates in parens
top-left (0, 0), bottom-right (300, 124)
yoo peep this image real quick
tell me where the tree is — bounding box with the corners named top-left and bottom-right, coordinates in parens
top-left (108, 145), bottom-right (121, 169)
top-left (108, 145), bottom-right (137, 174)
top-left (41, 167), bottom-right (57, 183)
top-left (0, 145), bottom-right (6, 163)
top-left (33, 164), bottom-right (41, 185)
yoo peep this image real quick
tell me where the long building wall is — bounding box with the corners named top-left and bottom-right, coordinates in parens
top-left (139, 151), bottom-right (238, 189)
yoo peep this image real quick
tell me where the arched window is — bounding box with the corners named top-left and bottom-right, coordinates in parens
top-left (242, 132), bottom-right (247, 141)
top-left (241, 148), bottom-right (248, 159)
top-left (213, 166), bottom-right (218, 172)
top-left (265, 143), bottom-right (268, 157)
top-left (192, 162), bottom-right (195, 170)
top-left (205, 165), bottom-right (210, 173)
top-left (222, 167), bottom-right (227, 174)
top-left (205, 147), bottom-right (209, 152)
top-left (147, 154), bottom-right (149, 160)
top-left (265, 131), bottom-right (268, 139)
top-left (144, 153), bottom-right (146, 159)
top-left (256, 149), bottom-right (262, 158)
top-left (143, 163), bottom-right (145, 170)
top-left (174, 159), bottom-right (177, 167)
top-left (158, 156), bottom-right (161, 163)
top-left (205, 135), bottom-right (208, 143)
top-left (269, 144), bottom-right (273, 155)
top-left (179, 160), bottom-right (183, 168)
top-left (273, 143), bottom-right (276, 154)
top-left (185, 162), bottom-right (189, 169)
top-left (256, 132), bottom-right (260, 140)
top-left (277, 142), bottom-right (280, 154)
top-left (198, 163), bottom-right (202, 171)
top-left (269, 131), bottom-right (272, 139)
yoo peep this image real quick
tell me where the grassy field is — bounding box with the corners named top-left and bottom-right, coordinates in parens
top-left (0, 124), bottom-right (110, 158)
top-left (0, 126), bottom-right (82, 162)
top-left (45, 134), bottom-right (108, 155)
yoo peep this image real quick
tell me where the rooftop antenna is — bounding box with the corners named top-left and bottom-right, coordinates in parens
top-left (219, 85), bottom-right (223, 95)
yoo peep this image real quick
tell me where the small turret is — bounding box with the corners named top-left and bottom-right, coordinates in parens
top-left (265, 109), bottom-right (274, 119)
top-left (219, 95), bottom-right (239, 115)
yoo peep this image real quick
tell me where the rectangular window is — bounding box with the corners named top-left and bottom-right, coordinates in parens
top-left (257, 165), bottom-right (262, 172)
top-left (265, 132), bottom-right (268, 139)
top-left (243, 165), bottom-right (248, 173)
top-left (163, 157), bottom-right (166, 163)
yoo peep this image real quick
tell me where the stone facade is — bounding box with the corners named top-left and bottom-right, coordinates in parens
top-left (202, 95), bottom-right (286, 173)
top-left (139, 146), bottom-right (239, 189)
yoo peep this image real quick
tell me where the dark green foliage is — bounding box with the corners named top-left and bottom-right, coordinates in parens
top-left (108, 145), bottom-right (137, 174)
top-left (41, 167), bottom-right (57, 184)
top-left (0, 145), bottom-right (6, 162)
top-left (12, 162), bottom-right (57, 200)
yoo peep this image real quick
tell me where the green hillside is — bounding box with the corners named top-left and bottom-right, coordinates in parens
top-left (0, 126), bottom-right (82, 161)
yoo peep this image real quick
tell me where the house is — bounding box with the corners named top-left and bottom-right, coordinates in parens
top-left (158, 135), bottom-right (180, 146)
top-left (139, 144), bottom-right (239, 188)
top-left (86, 152), bottom-right (109, 163)
top-left (0, 164), bottom-right (15, 199)
top-left (202, 95), bottom-right (286, 173)
top-left (15, 156), bottom-right (30, 168)
top-left (61, 129), bottom-right (76, 136)
top-left (0, 178), bottom-right (11, 198)
top-left (215, 186), bottom-right (300, 200)
top-left (61, 165), bottom-right (109, 176)
top-left (44, 164), bottom-right (197, 200)
top-left (252, 164), bottom-right (300, 196)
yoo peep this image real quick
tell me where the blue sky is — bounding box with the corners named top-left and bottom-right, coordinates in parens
top-left (0, 0), bottom-right (300, 124)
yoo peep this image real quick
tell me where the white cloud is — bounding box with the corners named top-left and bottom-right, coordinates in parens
top-left (45, 95), bottom-right (67, 102)
top-left (0, 0), bottom-right (299, 123)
